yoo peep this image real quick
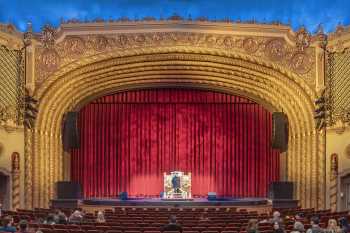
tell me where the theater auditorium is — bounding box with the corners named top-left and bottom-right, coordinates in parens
top-left (1, 2), bottom-right (350, 233)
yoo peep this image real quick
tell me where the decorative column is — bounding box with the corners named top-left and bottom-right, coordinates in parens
top-left (330, 153), bottom-right (338, 212)
top-left (11, 152), bottom-right (20, 210)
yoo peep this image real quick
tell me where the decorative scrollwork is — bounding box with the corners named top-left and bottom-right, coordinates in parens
top-left (295, 27), bottom-right (311, 51)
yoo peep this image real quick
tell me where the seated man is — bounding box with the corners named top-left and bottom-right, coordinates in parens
top-left (161, 215), bottom-right (183, 233)
top-left (172, 175), bottom-right (181, 193)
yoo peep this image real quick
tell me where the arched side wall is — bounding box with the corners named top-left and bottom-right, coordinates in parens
top-left (26, 47), bottom-right (323, 209)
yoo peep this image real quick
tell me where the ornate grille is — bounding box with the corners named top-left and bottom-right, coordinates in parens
top-left (0, 45), bottom-right (24, 125)
top-left (326, 49), bottom-right (350, 125)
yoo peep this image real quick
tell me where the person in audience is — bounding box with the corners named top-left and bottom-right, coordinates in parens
top-left (327, 219), bottom-right (341, 233)
top-left (339, 217), bottom-right (350, 233)
top-left (291, 221), bottom-right (305, 233)
top-left (43, 214), bottom-right (56, 225)
top-left (0, 203), bottom-right (2, 217)
top-left (273, 222), bottom-right (285, 233)
top-left (247, 219), bottom-right (259, 233)
top-left (69, 210), bottom-right (84, 224)
top-left (260, 211), bottom-right (283, 225)
top-left (55, 210), bottom-right (68, 225)
top-left (96, 211), bottom-right (106, 223)
top-left (271, 211), bottom-right (283, 224)
top-left (161, 215), bottom-right (183, 233)
top-left (0, 216), bottom-right (17, 232)
top-left (306, 216), bottom-right (324, 233)
top-left (17, 220), bottom-right (29, 233)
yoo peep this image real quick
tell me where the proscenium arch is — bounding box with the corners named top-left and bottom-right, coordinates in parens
top-left (27, 46), bottom-right (324, 209)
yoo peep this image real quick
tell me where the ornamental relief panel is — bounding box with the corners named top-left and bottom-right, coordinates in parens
top-left (34, 32), bottom-right (316, 85)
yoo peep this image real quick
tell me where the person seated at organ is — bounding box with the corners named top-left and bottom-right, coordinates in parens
top-left (326, 219), bottom-right (341, 233)
top-left (306, 217), bottom-right (324, 233)
top-left (247, 219), bottom-right (259, 233)
top-left (0, 217), bottom-right (17, 232)
top-left (96, 211), bottom-right (106, 223)
top-left (161, 215), bottom-right (183, 233)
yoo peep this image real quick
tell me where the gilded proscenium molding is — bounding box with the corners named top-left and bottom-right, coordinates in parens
top-left (28, 37), bottom-right (323, 209)
top-left (34, 24), bottom-right (316, 86)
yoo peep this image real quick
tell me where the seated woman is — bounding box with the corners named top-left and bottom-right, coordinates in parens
top-left (327, 219), bottom-right (341, 233)
top-left (0, 217), bottom-right (17, 232)
top-left (96, 211), bottom-right (106, 223)
top-left (273, 222), bottom-right (285, 233)
top-left (247, 219), bottom-right (259, 233)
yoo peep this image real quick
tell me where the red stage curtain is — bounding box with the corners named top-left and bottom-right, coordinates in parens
top-left (71, 89), bottom-right (280, 198)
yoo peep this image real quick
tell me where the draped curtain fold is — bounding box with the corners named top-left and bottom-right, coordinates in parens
top-left (71, 89), bottom-right (280, 198)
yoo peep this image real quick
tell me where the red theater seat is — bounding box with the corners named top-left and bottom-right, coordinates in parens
top-left (106, 230), bottom-right (122, 233)
top-left (69, 230), bottom-right (86, 233)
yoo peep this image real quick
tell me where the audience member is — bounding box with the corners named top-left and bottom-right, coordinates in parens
top-left (17, 220), bottom-right (30, 233)
top-left (96, 211), bottom-right (106, 223)
top-left (247, 219), bottom-right (259, 233)
top-left (273, 222), bottom-right (285, 233)
top-left (161, 215), bottom-right (183, 233)
top-left (339, 217), bottom-right (350, 233)
top-left (291, 221), bottom-right (305, 233)
top-left (306, 217), bottom-right (324, 233)
top-left (327, 219), bottom-right (341, 233)
top-left (271, 211), bottom-right (283, 224)
top-left (0, 216), bottom-right (17, 232)
top-left (0, 203), bottom-right (2, 217)
top-left (69, 210), bottom-right (84, 224)
top-left (55, 210), bottom-right (68, 225)
top-left (43, 214), bottom-right (56, 225)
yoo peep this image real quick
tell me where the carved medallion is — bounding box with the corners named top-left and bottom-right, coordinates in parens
top-left (205, 35), bottom-right (217, 46)
top-left (290, 53), bottom-right (312, 74)
top-left (223, 36), bottom-right (234, 48)
top-left (265, 39), bottom-right (286, 61)
top-left (134, 34), bottom-right (146, 44)
top-left (64, 37), bottom-right (85, 56)
top-left (116, 34), bottom-right (129, 47)
top-left (243, 38), bottom-right (259, 54)
top-left (93, 36), bottom-right (108, 51)
top-left (39, 48), bottom-right (60, 72)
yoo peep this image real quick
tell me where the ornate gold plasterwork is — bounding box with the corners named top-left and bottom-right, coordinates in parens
top-left (34, 31), bottom-right (316, 85)
top-left (0, 44), bottom-right (25, 131)
top-left (27, 38), bottom-right (323, 210)
top-left (326, 49), bottom-right (350, 129)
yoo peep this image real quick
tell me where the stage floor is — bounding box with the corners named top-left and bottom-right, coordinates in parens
top-left (82, 197), bottom-right (269, 207)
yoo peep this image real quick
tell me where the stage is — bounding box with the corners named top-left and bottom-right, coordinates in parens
top-left (51, 197), bottom-right (284, 214)
top-left (82, 197), bottom-right (269, 206)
